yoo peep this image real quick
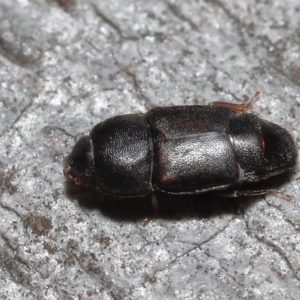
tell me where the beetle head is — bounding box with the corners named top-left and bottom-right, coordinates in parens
top-left (63, 135), bottom-right (95, 186)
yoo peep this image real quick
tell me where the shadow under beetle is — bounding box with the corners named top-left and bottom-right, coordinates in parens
top-left (64, 93), bottom-right (297, 200)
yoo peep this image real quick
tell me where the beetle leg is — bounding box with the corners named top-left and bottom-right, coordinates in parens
top-left (268, 189), bottom-right (293, 201)
top-left (236, 189), bottom-right (292, 201)
top-left (213, 91), bottom-right (261, 112)
top-left (216, 189), bottom-right (267, 197)
top-left (141, 193), bottom-right (158, 226)
top-left (216, 188), bottom-right (292, 201)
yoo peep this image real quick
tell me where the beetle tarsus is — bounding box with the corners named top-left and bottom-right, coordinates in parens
top-left (269, 189), bottom-right (293, 201)
top-left (141, 217), bottom-right (152, 226)
top-left (213, 91), bottom-right (261, 112)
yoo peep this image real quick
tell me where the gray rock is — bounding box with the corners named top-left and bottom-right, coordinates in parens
top-left (0, 0), bottom-right (299, 299)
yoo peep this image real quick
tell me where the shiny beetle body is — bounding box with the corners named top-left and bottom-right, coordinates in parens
top-left (64, 101), bottom-right (297, 198)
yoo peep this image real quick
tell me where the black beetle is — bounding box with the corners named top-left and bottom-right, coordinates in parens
top-left (64, 93), bottom-right (297, 199)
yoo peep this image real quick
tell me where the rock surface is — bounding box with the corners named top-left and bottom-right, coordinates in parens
top-left (0, 1), bottom-right (299, 299)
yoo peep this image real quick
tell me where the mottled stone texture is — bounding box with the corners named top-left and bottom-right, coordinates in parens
top-left (0, 0), bottom-right (299, 299)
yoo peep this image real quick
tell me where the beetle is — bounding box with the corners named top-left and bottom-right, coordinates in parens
top-left (63, 93), bottom-right (297, 200)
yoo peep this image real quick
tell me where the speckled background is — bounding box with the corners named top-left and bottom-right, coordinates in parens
top-left (0, 0), bottom-right (300, 299)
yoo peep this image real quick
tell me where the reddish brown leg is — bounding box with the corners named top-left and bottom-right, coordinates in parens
top-left (213, 91), bottom-right (261, 112)
top-left (141, 193), bottom-right (158, 226)
top-left (269, 189), bottom-right (293, 201)
top-left (216, 188), bottom-right (292, 201)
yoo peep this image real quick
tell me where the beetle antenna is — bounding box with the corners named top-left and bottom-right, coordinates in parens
top-left (213, 91), bottom-right (262, 112)
top-left (244, 91), bottom-right (261, 110)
